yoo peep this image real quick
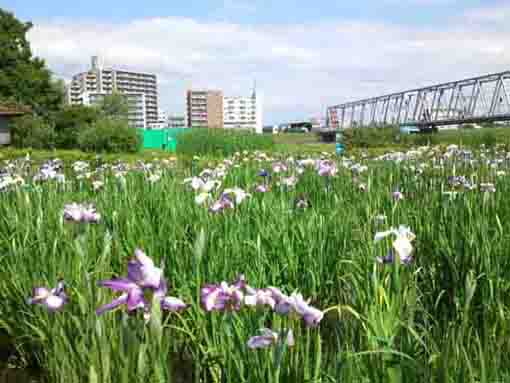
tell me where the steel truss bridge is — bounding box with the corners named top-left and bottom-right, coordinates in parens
top-left (327, 71), bottom-right (510, 130)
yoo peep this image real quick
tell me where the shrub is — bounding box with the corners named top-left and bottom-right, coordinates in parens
top-left (177, 128), bottom-right (274, 157)
top-left (77, 118), bottom-right (140, 153)
top-left (346, 126), bottom-right (400, 148)
top-left (10, 115), bottom-right (56, 149)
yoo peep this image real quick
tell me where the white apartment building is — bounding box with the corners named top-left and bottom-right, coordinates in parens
top-left (223, 90), bottom-right (263, 134)
top-left (147, 109), bottom-right (168, 129)
top-left (67, 56), bottom-right (158, 128)
top-left (78, 91), bottom-right (147, 129)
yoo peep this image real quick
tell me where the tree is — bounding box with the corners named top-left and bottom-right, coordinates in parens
top-left (52, 105), bottom-right (100, 148)
top-left (77, 118), bottom-right (140, 153)
top-left (0, 9), bottom-right (64, 115)
top-left (10, 115), bottom-right (56, 149)
top-left (98, 92), bottom-right (129, 121)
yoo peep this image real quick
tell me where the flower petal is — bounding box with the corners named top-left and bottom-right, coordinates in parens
top-left (44, 295), bottom-right (66, 312)
top-left (160, 296), bottom-right (187, 312)
top-left (126, 287), bottom-right (145, 312)
top-left (98, 278), bottom-right (137, 292)
top-left (96, 293), bottom-right (128, 315)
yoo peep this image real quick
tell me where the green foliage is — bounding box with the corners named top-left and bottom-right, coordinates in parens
top-left (0, 9), bottom-right (64, 115)
top-left (77, 118), bottom-right (140, 153)
top-left (1, 153), bottom-right (510, 381)
top-left (9, 114), bottom-right (56, 149)
top-left (51, 105), bottom-right (100, 149)
top-left (177, 128), bottom-right (274, 157)
top-left (97, 92), bottom-right (129, 121)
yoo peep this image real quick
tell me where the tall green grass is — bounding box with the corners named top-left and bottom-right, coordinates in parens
top-left (0, 152), bottom-right (510, 382)
top-left (343, 124), bottom-right (510, 149)
top-left (177, 129), bottom-right (274, 157)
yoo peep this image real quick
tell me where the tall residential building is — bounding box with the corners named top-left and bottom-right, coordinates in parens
top-left (186, 90), bottom-right (223, 128)
top-left (223, 90), bottom-right (263, 134)
top-left (67, 56), bottom-right (158, 128)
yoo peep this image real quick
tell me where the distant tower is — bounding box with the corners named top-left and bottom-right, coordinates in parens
top-left (91, 56), bottom-right (103, 70)
top-left (252, 79), bottom-right (257, 98)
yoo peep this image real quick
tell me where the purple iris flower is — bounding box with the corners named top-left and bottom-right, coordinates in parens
top-left (272, 162), bottom-right (288, 174)
top-left (201, 274), bottom-right (253, 312)
top-left (267, 288), bottom-right (324, 327)
top-left (376, 249), bottom-right (413, 265)
top-left (255, 184), bottom-right (270, 193)
top-left (244, 288), bottom-right (276, 310)
top-left (317, 160), bottom-right (338, 177)
top-left (209, 195), bottom-right (235, 213)
top-left (96, 249), bottom-right (187, 316)
top-left (247, 328), bottom-right (295, 349)
top-left (27, 280), bottom-right (68, 312)
top-left (201, 282), bottom-right (244, 312)
top-left (63, 203), bottom-right (101, 223)
top-left (258, 169), bottom-right (269, 178)
top-left (392, 190), bottom-right (404, 201)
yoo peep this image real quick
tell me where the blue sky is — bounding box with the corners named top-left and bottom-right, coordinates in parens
top-left (5, 0), bottom-right (498, 25)
top-left (4, 0), bottom-right (510, 124)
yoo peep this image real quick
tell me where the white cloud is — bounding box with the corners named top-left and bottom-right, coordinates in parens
top-left (28, 5), bottom-right (510, 124)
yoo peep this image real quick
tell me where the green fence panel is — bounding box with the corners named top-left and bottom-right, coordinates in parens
top-left (139, 128), bottom-right (188, 152)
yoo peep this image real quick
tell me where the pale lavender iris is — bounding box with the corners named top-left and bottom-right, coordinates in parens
top-left (244, 287), bottom-right (276, 309)
top-left (27, 280), bottom-right (68, 312)
top-left (317, 160), bottom-right (338, 177)
top-left (222, 188), bottom-right (251, 204)
top-left (209, 195), bottom-right (235, 213)
top-left (63, 203), bottom-right (101, 223)
top-left (272, 162), bottom-right (288, 174)
top-left (247, 328), bottom-right (295, 349)
top-left (267, 288), bottom-right (324, 327)
top-left (96, 249), bottom-right (186, 316)
top-left (392, 190), bottom-right (404, 201)
top-left (201, 281), bottom-right (244, 312)
top-left (254, 184), bottom-right (270, 193)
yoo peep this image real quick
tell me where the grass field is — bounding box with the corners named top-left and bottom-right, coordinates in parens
top-left (0, 145), bottom-right (510, 382)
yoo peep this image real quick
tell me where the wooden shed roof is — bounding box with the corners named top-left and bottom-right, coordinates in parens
top-left (0, 104), bottom-right (31, 116)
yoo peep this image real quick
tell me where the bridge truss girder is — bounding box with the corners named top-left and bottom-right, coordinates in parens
top-left (327, 71), bottom-right (510, 129)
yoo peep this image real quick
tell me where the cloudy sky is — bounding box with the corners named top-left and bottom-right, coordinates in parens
top-left (3, 0), bottom-right (510, 124)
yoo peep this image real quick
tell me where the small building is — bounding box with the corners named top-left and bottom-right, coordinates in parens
top-left (168, 115), bottom-right (186, 128)
top-left (263, 125), bottom-right (279, 134)
top-left (0, 105), bottom-right (30, 145)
